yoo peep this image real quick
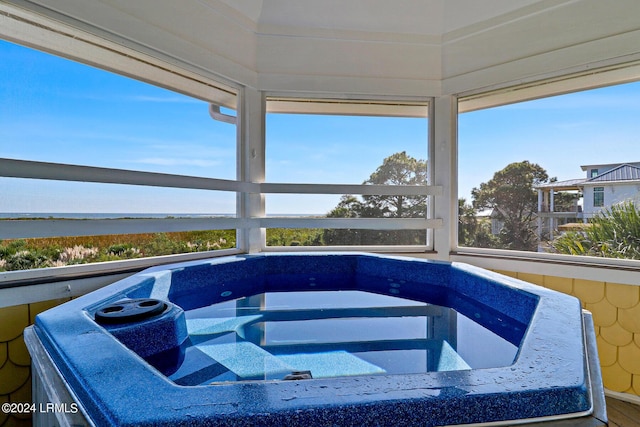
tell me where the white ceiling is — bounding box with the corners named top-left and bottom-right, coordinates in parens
top-left (5, 0), bottom-right (640, 97)
top-left (215, 0), bottom-right (543, 37)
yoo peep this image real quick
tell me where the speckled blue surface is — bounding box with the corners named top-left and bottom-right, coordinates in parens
top-left (33, 253), bottom-right (595, 426)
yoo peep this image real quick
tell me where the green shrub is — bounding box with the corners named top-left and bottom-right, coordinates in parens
top-left (266, 229), bottom-right (324, 246)
top-left (0, 239), bottom-right (27, 257)
top-left (107, 243), bottom-right (130, 256)
top-left (142, 233), bottom-right (188, 256)
top-left (551, 201), bottom-right (640, 259)
top-left (5, 251), bottom-right (50, 271)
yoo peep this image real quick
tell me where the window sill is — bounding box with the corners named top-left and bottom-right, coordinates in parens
top-left (451, 247), bottom-right (640, 286)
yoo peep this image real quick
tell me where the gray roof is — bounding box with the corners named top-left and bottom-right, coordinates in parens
top-left (536, 164), bottom-right (640, 190)
top-left (535, 178), bottom-right (586, 190)
top-left (588, 164), bottom-right (640, 183)
top-left (581, 161), bottom-right (640, 171)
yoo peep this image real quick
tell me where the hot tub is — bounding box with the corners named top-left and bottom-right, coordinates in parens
top-left (25, 253), bottom-right (607, 426)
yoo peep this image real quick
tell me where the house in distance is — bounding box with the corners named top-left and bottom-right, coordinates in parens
top-left (536, 162), bottom-right (640, 239)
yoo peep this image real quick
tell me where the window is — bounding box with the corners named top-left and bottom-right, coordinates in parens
top-left (264, 99), bottom-right (432, 248)
top-left (458, 77), bottom-right (640, 260)
top-left (0, 40), bottom-right (236, 180)
top-left (593, 187), bottom-right (604, 207)
top-left (0, 39), bottom-right (240, 273)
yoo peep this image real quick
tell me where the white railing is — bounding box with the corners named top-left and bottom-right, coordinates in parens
top-left (1, 158), bottom-right (252, 192)
top-left (0, 159), bottom-right (442, 239)
top-left (0, 158), bottom-right (441, 239)
top-left (0, 156), bottom-right (443, 292)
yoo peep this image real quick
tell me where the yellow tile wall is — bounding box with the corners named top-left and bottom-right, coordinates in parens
top-left (499, 271), bottom-right (640, 397)
top-left (0, 298), bottom-right (70, 427)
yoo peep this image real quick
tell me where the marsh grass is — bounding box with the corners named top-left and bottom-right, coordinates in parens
top-left (0, 230), bottom-right (236, 271)
top-left (0, 228), bottom-right (346, 271)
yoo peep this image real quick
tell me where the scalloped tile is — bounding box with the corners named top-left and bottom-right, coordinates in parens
top-left (8, 335), bottom-right (30, 367)
top-left (602, 362), bottom-right (633, 392)
top-left (634, 374), bottom-right (640, 396)
top-left (585, 298), bottom-right (618, 328)
top-left (10, 375), bottom-right (31, 406)
top-left (618, 341), bottom-right (640, 375)
top-left (605, 283), bottom-right (640, 309)
top-left (10, 378), bottom-right (33, 421)
top-left (0, 305), bottom-right (29, 342)
top-left (618, 303), bottom-right (640, 335)
top-left (5, 414), bottom-right (35, 426)
top-left (542, 276), bottom-right (573, 295)
top-left (595, 335), bottom-right (617, 367)
top-left (636, 333), bottom-right (640, 347)
top-left (600, 322), bottom-right (634, 347)
top-left (516, 273), bottom-right (544, 286)
top-left (29, 298), bottom-right (71, 324)
top-left (0, 361), bottom-right (29, 396)
top-left (492, 270), bottom-right (517, 278)
top-left (0, 394), bottom-right (9, 426)
top-left (0, 342), bottom-right (7, 369)
top-left (572, 279), bottom-right (605, 304)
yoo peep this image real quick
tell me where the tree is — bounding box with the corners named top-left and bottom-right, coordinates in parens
top-left (471, 161), bottom-right (550, 251)
top-left (323, 152), bottom-right (427, 245)
top-left (458, 198), bottom-right (498, 248)
top-left (360, 151), bottom-right (428, 218)
top-left (458, 198), bottom-right (477, 246)
top-left (551, 201), bottom-right (640, 259)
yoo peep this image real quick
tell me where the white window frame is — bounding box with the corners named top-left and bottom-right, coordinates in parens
top-left (0, 3), bottom-right (245, 286)
top-left (593, 187), bottom-right (605, 208)
top-left (261, 95), bottom-right (439, 254)
top-left (454, 59), bottom-right (640, 275)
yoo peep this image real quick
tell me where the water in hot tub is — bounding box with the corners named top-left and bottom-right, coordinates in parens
top-left (168, 290), bottom-right (520, 385)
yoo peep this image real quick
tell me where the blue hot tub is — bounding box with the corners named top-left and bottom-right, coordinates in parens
top-left (26, 253), bottom-right (606, 426)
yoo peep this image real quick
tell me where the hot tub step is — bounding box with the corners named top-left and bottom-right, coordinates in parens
top-left (196, 341), bottom-right (292, 380)
top-left (277, 351), bottom-right (386, 378)
top-left (436, 341), bottom-right (471, 372)
top-left (196, 341), bottom-right (386, 381)
top-left (187, 315), bottom-right (262, 337)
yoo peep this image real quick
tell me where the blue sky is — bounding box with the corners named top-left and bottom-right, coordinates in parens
top-left (2, 38), bottom-right (640, 215)
top-left (458, 83), bottom-right (640, 202)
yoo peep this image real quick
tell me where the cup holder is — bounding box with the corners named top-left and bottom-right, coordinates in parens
top-left (95, 298), bottom-right (168, 325)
